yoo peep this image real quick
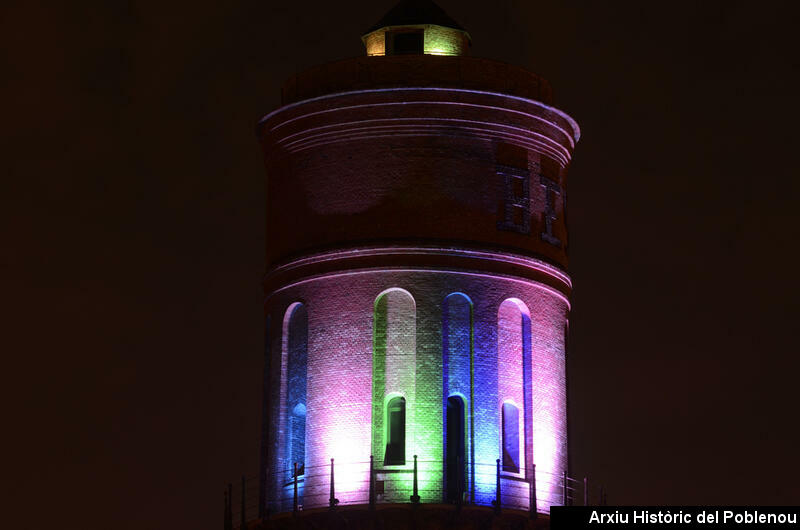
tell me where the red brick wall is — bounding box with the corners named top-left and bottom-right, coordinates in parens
top-left (259, 58), bottom-right (578, 272)
top-left (259, 54), bottom-right (578, 513)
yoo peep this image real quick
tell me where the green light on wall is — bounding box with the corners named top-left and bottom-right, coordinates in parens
top-left (423, 35), bottom-right (460, 56)
top-left (423, 25), bottom-right (468, 56)
top-left (363, 25), bottom-right (470, 57)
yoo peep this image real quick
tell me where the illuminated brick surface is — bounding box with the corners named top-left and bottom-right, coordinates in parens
top-left (363, 24), bottom-right (470, 56)
top-left (264, 268), bottom-right (570, 511)
top-left (258, 52), bottom-right (578, 515)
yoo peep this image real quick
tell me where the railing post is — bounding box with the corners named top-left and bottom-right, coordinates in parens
top-left (227, 484), bottom-right (233, 530)
top-left (369, 455), bottom-right (375, 510)
top-left (470, 458), bottom-right (475, 506)
top-left (562, 470), bottom-right (568, 506)
top-left (492, 458), bottom-right (501, 514)
top-left (240, 475), bottom-right (247, 529)
top-left (410, 455), bottom-right (420, 503)
top-left (329, 458), bottom-right (339, 509)
top-left (584, 476), bottom-right (589, 506)
top-left (456, 455), bottom-right (463, 510)
top-left (529, 463), bottom-right (537, 520)
top-left (259, 466), bottom-right (269, 519)
top-left (224, 486), bottom-right (231, 530)
top-left (292, 463), bottom-right (298, 516)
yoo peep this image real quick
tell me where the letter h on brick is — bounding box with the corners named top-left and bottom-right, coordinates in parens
top-left (495, 142), bottom-right (531, 235)
top-left (496, 164), bottom-right (531, 235)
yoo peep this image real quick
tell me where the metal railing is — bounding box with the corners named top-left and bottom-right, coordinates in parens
top-left (225, 456), bottom-right (608, 528)
top-left (223, 475), bottom-right (259, 530)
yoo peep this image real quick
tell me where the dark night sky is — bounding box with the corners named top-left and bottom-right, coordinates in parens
top-left (5, 1), bottom-right (799, 528)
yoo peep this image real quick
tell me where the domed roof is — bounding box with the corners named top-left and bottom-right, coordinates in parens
top-left (365, 0), bottom-right (466, 33)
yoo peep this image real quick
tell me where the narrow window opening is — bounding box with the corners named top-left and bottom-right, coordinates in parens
top-left (387, 31), bottom-right (424, 55)
top-left (290, 403), bottom-right (306, 477)
top-left (502, 402), bottom-right (520, 473)
top-left (384, 396), bottom-right (406, 465)
top-left (446, 396), bottom-right (466, 502)
top-left (284, 303), bottom-right (308, 481)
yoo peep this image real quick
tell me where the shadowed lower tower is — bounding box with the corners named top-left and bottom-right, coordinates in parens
top-left (255, 0), bottom-right (580, 525)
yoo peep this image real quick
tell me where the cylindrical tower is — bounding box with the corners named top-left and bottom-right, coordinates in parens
top-left (257, 0), bottom-right (579, 518)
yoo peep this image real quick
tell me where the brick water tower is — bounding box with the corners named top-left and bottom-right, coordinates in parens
top-left (253, 0), bottom-right (580, 526)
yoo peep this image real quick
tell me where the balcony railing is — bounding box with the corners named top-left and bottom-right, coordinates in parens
top-left (225, 455), bottom-right (607, 529)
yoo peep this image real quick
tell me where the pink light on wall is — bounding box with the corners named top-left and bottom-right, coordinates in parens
top-left (497, 298), bottom-right (530, 477)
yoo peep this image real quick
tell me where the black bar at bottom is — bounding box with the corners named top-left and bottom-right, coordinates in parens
top-left (551, 506), bottom-right (799, 529)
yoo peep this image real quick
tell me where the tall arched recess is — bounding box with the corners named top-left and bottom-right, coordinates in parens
top-left (497, 299), bottom-right (532, 484)
top-left (442, 293), bottom-right (473, 503)
top-left (282, 302), bottom-right (308, 504)
top-left (372, 288), bottom-right (416, 493)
